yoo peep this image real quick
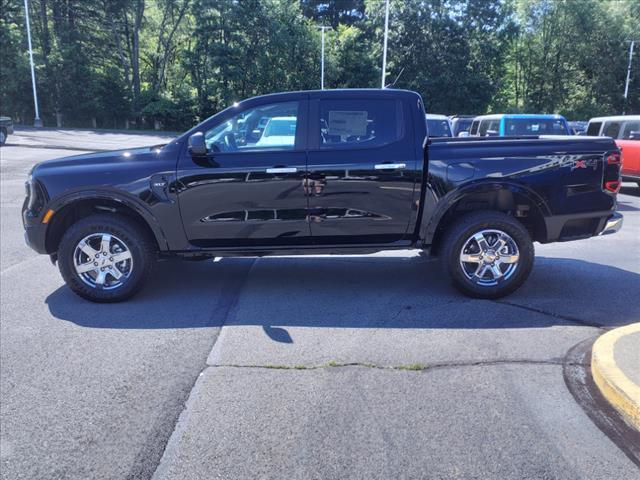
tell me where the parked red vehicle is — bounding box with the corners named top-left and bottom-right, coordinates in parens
top-left (618, 138), bottom-right (640, 186)
top-left (586, 115), bottom-right (640, 186)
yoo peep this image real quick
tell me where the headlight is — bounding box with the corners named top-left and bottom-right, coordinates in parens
top-left (25, 178), bottom-right (35, 210)
top-left (24, 177), bottom-right (45, 214)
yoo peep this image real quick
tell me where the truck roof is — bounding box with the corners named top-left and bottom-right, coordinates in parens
top-left (473, 113), bottom-right (566, 121)
top-left (233, 88), bottom-right (421, 104)
top-left (588, 115), bottom-right (640, 122)
top-left (425, 114), bottom-right (449, 120)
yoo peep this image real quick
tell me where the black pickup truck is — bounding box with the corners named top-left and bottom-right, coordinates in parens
top-left (23, 89), bottom-right (623, 302)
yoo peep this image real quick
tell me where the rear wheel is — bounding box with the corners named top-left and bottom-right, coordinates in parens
top-left (58, 214), bottom-right (156, 302)
top-left (440, 211), bottom-right (534, 299)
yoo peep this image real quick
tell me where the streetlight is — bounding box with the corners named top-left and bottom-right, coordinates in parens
top-left (316, 26), bottom-right (332, 90)
top-left (381, 0), bottom-right (390, 88)
top-left (623, 40), bottom-right (636, 115)
top-left (24, 0), bottom-right (42, 127)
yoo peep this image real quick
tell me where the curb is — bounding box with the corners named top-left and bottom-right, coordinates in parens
top-left (591, 323), bottom-right (640, 430)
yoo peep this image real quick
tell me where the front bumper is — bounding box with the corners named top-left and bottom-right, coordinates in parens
top-left (24, 224), bottom-right (48, 254)
top-left (599, 212), bottom-right (623, 236)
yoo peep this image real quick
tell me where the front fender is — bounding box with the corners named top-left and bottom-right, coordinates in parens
top-left (46, 188), bottom-right (171, 251)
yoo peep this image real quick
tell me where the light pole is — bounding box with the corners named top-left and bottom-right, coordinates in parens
top-left (623, 40), bottom-right (636, 115)
top-left (381, 0), bottom-right (390, 88)
top-left (24, 0), bottom-right (42, 127)
top-left (317, 26), bottom-right (331, 90)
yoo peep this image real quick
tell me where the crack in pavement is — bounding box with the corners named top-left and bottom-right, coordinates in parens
top-left (208, 358), bottom-right (587, 371)
top-left (495, 300), bottom-right (607, 329)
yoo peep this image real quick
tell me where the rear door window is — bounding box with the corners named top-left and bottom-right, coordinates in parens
top-left (621, 121), bottom-right (640, 140)
top-left (479, 119), bottom-right (499, 136)
top-left (586, 121), bottom-right (602, 136)
top-left (603, 122), bottom-right (622, 139)
top-left (487, 120), bottom-right (501, 135)
top-left (319, 99), bottom-right (403, 149)
top-left (426, 119), bottom-right (452, 137)
top-left (478, 120), bottom-right (491, 136)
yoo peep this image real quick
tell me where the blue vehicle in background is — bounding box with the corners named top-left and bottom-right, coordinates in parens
top-left (469, 114), bottom-right (571, 137)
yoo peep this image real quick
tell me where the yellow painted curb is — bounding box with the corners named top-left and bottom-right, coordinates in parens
top-left (591, 322), bottom-right (640, 430)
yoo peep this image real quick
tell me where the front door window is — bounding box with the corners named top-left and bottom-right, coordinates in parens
top-left (205, 101), bottom-right (299, 153)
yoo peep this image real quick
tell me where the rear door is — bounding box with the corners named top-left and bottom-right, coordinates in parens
top-left (305, 93), bottom-right (419, 244)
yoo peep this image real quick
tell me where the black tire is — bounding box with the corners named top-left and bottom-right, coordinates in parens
top-left (0, 128), bottom-right (6, 146)
top-left (440, 211), bottom-right (534, 299)
top-left (58, 214), bottom-right (156, 302)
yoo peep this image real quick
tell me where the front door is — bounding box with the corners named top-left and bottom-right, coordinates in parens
top-left (176, 99), bottom-right (311, 248)
top-left (306, 95), bottom-right (418, 244)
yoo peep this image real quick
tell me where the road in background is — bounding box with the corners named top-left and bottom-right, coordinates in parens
top-left (1, 131), bottom-right (639, 479)
top-left (6, 127), bottom-right (175, 151)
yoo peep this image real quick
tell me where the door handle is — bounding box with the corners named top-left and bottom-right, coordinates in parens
top-left (374, 163), bottom-right (406, 170)
top-left (266, 167), bottom-right (298, 174)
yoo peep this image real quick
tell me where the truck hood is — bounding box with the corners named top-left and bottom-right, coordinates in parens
top-left (32, 145), bottom-right (169, 174)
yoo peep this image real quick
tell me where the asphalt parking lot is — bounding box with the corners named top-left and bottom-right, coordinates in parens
top-left (1, 129), bottom-right (639, 479)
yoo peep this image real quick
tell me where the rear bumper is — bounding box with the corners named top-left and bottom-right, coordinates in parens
top-left (599, 212), bottom-right (623, 236)
top-left (544, 210), bottom-right (622, 242)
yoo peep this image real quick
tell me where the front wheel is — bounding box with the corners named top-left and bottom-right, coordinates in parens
top-left (58, 214), bottom-right (156, 302)
top-left (440, 211), bottom-right (534, 299)
top-left (0, 128), bottom-right (6, 146)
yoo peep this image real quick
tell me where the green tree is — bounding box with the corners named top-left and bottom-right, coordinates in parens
top-left (366, 0), bottom-right (515, 114)
top-left (326, 24), bottom-right (378, 88)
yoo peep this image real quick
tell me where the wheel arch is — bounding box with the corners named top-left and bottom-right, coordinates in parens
top-left (423, 181), bottom-right (550, 254)
top-left (45, 191), bottom-right (169, 254)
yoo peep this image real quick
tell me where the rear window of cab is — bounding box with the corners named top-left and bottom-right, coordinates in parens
top-left (504, 118), bottom-right (568, 135)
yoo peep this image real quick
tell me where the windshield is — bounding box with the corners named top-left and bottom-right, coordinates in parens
top-left (427, 119), bottom-right (452, 137)
top-left (504, 118), bottom-right (568, 136)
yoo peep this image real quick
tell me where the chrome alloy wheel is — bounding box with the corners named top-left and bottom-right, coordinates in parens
top-left (459, 229), bottom-right (520, 286)
top-left (73, 233), bottom-right (133, 289)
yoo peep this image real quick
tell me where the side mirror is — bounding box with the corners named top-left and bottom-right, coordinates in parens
top-left (629, 131), bottom-right (640, 140)
top-left (188, 132), bottom-right (208, 156)
top-left (458, 131), bottom-right (470, 137)
top-left (486, 130), bottom-right (499, 137)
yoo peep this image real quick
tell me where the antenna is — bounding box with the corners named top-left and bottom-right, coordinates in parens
top-left (385, 67), bottom-right (405, 89)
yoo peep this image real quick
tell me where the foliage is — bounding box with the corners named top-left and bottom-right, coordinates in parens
top-left (0, 0), bottom-right (638, 130)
